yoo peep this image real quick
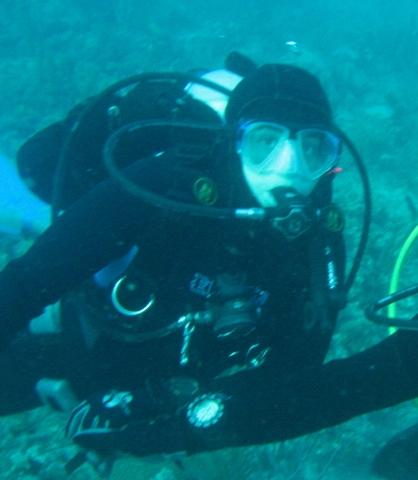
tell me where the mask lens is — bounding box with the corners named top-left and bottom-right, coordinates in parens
top-left (240, 123), bottom-right (288, 167)
top-left (298, 129), bottom-right (340, 176)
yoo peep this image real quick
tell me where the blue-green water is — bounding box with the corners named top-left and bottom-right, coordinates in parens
top-left (0, 0), bottom-right (417, 478)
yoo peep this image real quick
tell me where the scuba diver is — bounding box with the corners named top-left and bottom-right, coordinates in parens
top-left (1, 51), bottom-right (418, 472)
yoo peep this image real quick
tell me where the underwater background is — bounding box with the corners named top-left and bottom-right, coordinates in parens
top-left (0, 0), bottom-right (417, 478)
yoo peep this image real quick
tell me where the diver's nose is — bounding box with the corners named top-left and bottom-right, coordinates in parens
top-left (268, 139), bottom-right (300, 174)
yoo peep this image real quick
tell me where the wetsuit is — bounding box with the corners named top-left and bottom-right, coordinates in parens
top-left (1, 89), bottom-right (418, 457)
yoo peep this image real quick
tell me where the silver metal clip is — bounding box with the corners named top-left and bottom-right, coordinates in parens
top-left (180, 318), bottom-right (196, 366)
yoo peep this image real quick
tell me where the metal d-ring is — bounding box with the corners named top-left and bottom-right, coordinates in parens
top-left (111, 276), bottom-right (155, 317)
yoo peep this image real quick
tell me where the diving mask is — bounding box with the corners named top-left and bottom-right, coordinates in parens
top-left (238, 122), bottom-right (341, 207)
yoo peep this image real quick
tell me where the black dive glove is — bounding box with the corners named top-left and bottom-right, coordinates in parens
top-left (66, 388), bottom-right (231, 456)
top-left (66, 388), bottom-right (163, 453)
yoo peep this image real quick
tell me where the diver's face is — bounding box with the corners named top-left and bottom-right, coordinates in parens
top-left (237, 122), bottom-right (341, 207)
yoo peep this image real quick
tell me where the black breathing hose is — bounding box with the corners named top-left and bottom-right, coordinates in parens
top-left (366, 284), bottom-right (418, 329)
top-left (103, 119), bottom-right (266, 221)
top-left (51, 72), bottom-right (234, 220)
top-left (334, 127), bottom-right (372, 294)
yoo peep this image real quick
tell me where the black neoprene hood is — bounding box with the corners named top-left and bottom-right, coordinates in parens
top-left (225, 64), bottom-right (333, 127)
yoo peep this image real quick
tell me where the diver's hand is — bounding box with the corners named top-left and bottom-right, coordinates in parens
top-left (66, 390), bottom-right (136, 452)
top-left (67, 389), bottom-right (230, 457)
top-left (66, 384), bottom-right (179, 453)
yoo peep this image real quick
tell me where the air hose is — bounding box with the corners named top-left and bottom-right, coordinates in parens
top-left (388, 225), bottom-right (418, 318)
top-left (366, 225), bottom-right (418, 329)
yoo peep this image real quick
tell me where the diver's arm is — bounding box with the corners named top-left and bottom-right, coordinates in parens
top-left (85, 329), bottom-right (418, 457)
top-left (0, 160), bottom-right (156, 348)
top-left (202, 329), bottom-right (418, 448)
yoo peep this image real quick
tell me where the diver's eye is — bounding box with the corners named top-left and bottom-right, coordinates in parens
top-left (253, 131), bottom-right (279, 148)
top-left (242, 124), bottom-right (288, 165)
top-left (298, 129), bottom-right (341, 175)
